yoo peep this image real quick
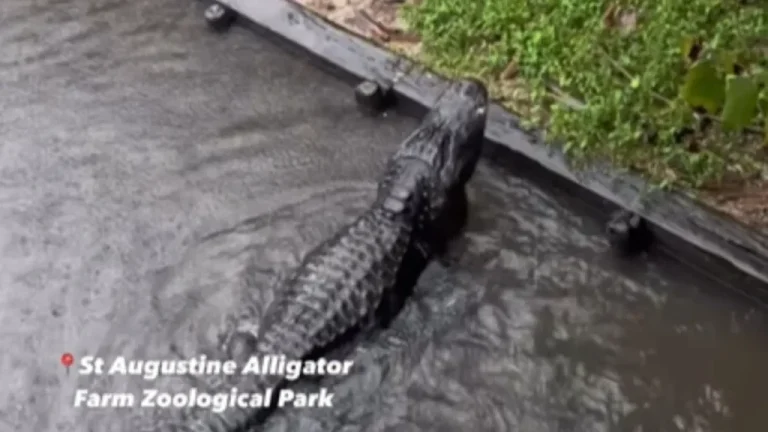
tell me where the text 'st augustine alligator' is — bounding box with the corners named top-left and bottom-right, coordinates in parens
top-left (73, 355), bottom-right (353, 413)
top-left (78, 355), bottom-right (355, 381)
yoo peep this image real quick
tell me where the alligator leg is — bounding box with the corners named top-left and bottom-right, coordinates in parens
top-left (374, 186), bottom-right (470, 328)
top-left (369, 227), bottom-right (433, 329)
top-left (375, 248), bottom-right (425, 329)
top-left (223, 263), bottom-right (289, 361)
top-left (428, 186), bottom-right (469, 264)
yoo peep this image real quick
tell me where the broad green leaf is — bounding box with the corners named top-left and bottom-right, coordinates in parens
top-left (717, 50), bottom-right (737, 74)
top-left (755, 69), bottom-right (768, 88)
top-left (681, 60), bottom-right (725, 114)
top-left (722, 75), bottom-right (759, 131)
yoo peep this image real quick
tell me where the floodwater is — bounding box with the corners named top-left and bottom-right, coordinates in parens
top-left (1, 1), bottom-right (767, 431)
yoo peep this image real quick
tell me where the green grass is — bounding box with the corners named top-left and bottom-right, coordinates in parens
top-left (401, 0), bottom-right (768, 190)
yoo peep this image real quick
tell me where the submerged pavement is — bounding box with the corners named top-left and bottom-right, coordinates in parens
top-left (1, 1), bottom-right (767, 431)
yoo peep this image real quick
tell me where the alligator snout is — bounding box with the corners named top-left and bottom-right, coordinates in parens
top-left (434, 78), bottom-right (489, 124)
top-left (454, 78), bottom-right (488, 101)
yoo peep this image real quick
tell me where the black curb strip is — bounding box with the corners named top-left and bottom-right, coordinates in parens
top-left (209, 0), bottom-right (768, 303)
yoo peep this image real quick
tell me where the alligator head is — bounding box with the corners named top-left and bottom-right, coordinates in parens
top-left (392, 78), bottom-right (489, 218)
top-left (431, 78), bottom-right (488, 190)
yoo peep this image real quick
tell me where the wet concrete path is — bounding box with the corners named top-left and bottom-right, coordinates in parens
top-left (1, 1), bottom-right (767, 431)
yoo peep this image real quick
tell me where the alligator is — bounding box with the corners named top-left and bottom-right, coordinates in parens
top-left (150, 78), bottom-right (488, 432)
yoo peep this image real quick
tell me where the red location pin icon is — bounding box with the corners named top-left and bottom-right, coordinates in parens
top-left (61, 353), bottom-right (74, 375)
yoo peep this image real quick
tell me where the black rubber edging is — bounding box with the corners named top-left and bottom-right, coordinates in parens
top-left (206, 0), bottom-right (768, 304)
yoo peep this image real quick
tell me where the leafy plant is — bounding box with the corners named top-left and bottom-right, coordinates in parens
top-left (402, 0), bottom-right (768, 190)
top-left (681, 59), bottom-right (724, 115)
top-left (721, 74), bottom-right (759, 131)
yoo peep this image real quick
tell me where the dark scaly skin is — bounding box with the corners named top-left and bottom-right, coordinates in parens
top-left (150, 79), bottom-right (488, 432)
